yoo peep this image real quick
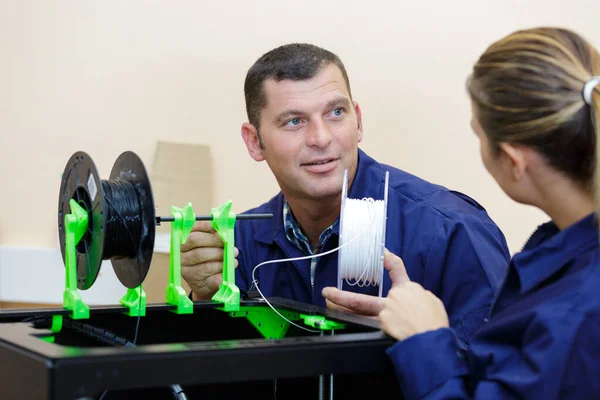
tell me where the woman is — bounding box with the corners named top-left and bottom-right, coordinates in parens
top-left (379, 27), bottom-right (600, 399)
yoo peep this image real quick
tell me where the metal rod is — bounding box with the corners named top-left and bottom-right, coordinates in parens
top-left (330, 330), bottom-right (335, 400)
top-left (319, 330), bottom-right (325, 400)
top-left (156, 213), bottom-right (273, 224)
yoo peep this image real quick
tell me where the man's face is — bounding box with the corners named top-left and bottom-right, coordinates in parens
top-left (243, 64), bottom-right (363, 202)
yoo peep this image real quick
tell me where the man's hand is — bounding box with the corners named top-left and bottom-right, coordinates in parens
top-left (321, 248), bottom-right (410, 316)
top-left (180, 221), bottom-right (239, 300)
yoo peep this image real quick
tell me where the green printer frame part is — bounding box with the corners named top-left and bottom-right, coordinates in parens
top-left (62, 195), bottom-right (346, 339)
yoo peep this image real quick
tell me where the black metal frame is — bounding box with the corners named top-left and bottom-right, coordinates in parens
top-left (0, 298), bottom-right (399, 400)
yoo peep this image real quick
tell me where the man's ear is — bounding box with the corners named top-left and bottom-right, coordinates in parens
top-left (498, 142), bottom-right (527, 181)
top-left (241, 122), bottom-right (265, 162)
top-left (354, 101), bottom-right (363, 143)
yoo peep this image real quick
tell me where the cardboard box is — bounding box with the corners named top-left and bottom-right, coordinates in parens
top-left (151, 140), bottom-right (213, 232)
top-left (143, 141), bottom-right (212, 303)
top-left (142, 253), bottom-right (192, 303)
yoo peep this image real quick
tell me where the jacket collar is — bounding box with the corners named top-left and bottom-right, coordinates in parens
top-left (513, 212), bottom-right (599, 294)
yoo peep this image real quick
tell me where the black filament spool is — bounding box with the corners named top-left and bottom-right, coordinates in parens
top-left (58, 151), bottom-right (156, 290)
top-left (101, 180), bottom-right (141, 260)
top-left (107, 151), bottom-right (156, 288)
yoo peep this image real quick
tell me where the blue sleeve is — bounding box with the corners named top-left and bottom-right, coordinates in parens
top-left (424, 216), bottom-right (509, 346)
top-left (388, 315), bottom-right (600, 399)
top-left (558, 314), bottom-right (600, 398)
top-left (387, 328), bottom-right (471, 400)
top-left (388, 328), bottom-right (534, 400)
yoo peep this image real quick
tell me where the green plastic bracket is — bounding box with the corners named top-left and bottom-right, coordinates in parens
top-left (40, 336), bottom-right (55, 343)
top-left (39, 314), bottom-right (63, 344)
top-left (211, 200), bottom-right (240, 312)
top-left (300, 314), bottom-right (346, 331)
top-left (120, 285), bottom-right (146, 317)
top-left (229, 306), bottom-right (302, 339)
top-left (50, 315), bottom-right (63, 333)
top-left (63, 199), bottom-right (90, 320)
top-left (166, 203), bottom-right (195, 314)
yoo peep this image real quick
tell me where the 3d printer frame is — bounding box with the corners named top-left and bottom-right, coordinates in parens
top-left (0, 298), bottom-right (398, 400)
top-left (0, 150), bottom-right (401, 399)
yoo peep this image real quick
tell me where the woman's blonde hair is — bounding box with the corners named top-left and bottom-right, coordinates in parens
top-left (468, 27), bottom-right (600, 214)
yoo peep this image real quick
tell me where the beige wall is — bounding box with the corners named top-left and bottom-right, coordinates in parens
top-left (1, 0), bottom-right (599, 254)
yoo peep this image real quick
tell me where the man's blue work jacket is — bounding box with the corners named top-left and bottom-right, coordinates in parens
top-left (235, 149), bottom-right (510, 345)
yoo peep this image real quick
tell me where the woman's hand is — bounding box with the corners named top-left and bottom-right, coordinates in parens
top-left (378, 282), bottom-right (450, 341)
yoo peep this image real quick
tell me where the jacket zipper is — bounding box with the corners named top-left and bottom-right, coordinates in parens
top-left (278, 241), bottom-right (314, 304)
top-left (311, 234), bottom-right (334, 304)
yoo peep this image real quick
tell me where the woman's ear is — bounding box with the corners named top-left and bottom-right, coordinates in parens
top-left (498, 142), bottom-right (527, 181)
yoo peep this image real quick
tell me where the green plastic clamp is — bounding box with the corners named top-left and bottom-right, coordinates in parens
top-left (229, 306), bottom-right (302, 339)
top-left (63, 199), bottom-right (90, 320)
top-left (300, 314), bottom-right (346, 331)
top-left (50, 315), bottom-right (63, 333)
top-left (39, 314), bottom-right (63, 343)
top-left (165, 203), bottom-right (195, 314)
top-left (211, 200), bottom-right (240, 312)
top-left (120, 285), bottom-right (146, 317)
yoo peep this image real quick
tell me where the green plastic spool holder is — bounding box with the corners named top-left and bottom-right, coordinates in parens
top-left (62, 199), bottom-right (90, 320)
top-left (211, 200), bottom-right (240, 312)
top-left (165, 203), bottom-right (195, 314)
top-left (120, 285), bottom-right (146, 317)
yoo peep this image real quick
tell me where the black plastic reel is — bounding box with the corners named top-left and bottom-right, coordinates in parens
top-left (108, 151), bottom-right (156, 288)
top-left (58, 151), bottom-right (107, 290)
top-left (57, 151), bottom-right (156, 290)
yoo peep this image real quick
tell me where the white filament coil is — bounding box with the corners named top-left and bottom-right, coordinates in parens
top-left (250, 169), bottom-right (389, 333)
top-left (337, 170), bottom-right (389, 297)
top-left (338, 198), bottom-right (386, 287)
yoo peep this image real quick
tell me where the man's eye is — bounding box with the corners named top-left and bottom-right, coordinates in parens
top-left (332, 108), bottom-right (345, 117)
top-left (286, 118), bottom-right (302, 127)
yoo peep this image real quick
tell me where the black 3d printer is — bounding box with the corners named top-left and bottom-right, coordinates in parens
top-left (0, 151), bottom-right (400, 400)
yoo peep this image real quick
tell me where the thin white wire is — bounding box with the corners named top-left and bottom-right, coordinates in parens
top-left (251, 197), bottom-right (384, 333)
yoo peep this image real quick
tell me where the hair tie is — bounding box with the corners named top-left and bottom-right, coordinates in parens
top-left (583, 76), bottom-right (600, 105)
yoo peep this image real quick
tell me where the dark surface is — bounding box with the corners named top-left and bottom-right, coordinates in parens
top-left (0, 299), bottom-right (401, 399)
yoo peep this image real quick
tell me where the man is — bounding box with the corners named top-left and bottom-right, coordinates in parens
top-left (181, 43), bottom-right (510, 346)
